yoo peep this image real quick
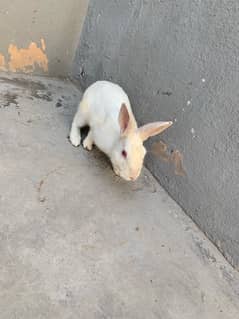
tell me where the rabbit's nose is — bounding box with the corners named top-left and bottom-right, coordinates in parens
top-left (130, 170), bottom-right (140, 181)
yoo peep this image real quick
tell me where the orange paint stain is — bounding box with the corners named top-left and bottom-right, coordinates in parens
top-left (0, 53), bottom-right (6, 71)
top-left (41, 38), bottom-right (46, 51)
top-left (8, 40), bottom-right (48, 73)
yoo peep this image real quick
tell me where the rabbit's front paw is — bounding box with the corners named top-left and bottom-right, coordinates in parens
top-left (69, 132), bottom-right (81, 147)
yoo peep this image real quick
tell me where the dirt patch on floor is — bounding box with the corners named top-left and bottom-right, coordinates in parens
top-left (0, 77), bottom-right (53, 102)
top-left (0, 92), bottom-right (18, 108)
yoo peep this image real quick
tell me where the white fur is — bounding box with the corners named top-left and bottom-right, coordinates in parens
top-left (70, 81), bottom-right (172, 181)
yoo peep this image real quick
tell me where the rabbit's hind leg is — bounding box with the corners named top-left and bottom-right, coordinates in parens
top-left (83, 130), bottom-right (94, 151)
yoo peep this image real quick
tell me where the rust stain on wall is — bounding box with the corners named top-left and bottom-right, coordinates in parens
top-left (0, 54), bottom-right (6, 71)
top-left (8, 40), bottom-right (48, 73)
top-left (151, 140), bottom-right (169, 162)
top-left (171, 150), bottom-right (186, 176)
top-left (151, 140), bottom-right (186, 176)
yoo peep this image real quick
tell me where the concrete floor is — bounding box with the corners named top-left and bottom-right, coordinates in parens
top-left (0, 73), bottom-right (239, 319)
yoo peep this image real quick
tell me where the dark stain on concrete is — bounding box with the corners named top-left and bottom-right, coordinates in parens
top-left (0, 92), bottom-right (18, 108)
top-left (0, 77), bottom-right (45, 90)
top-left (0, 77), bottom-right (53, 102)
top-left (161, 91), bottom-right (173, 96)
top-left (56, 99), bottom-right (63, 107)
top-left (34, 90), bottom-right (52, 102)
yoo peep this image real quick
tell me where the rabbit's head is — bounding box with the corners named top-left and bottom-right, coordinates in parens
top-left (110, 104), bottom-right (172, 181)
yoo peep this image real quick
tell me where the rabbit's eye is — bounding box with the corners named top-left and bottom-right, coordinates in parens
top-left (122, 150), bottom-right (127, 158)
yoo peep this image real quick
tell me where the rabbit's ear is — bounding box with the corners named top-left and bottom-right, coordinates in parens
top-left (118, 103), bottom-right (132, 135)
top-left (138, 121), bottom-right (173, 142)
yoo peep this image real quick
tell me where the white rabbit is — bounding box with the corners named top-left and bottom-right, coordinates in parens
top-left (70, 81), bottom-right (172, 181)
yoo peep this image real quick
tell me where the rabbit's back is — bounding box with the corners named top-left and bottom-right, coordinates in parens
top-left (82, 81), bottom-right (132, 127)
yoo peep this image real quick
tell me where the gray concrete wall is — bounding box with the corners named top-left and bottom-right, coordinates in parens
top-left (73, 0), bottom-right (239, 268)
top-left (0, 0), bottom-right (89, 76)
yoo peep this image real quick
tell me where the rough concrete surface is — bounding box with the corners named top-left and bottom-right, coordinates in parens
top-left (0, 0), bottom-right (89, 76)
top-left (0, 73), bottom-right (239, 318)
top-left (73, 0), bottom-right (239, 269)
